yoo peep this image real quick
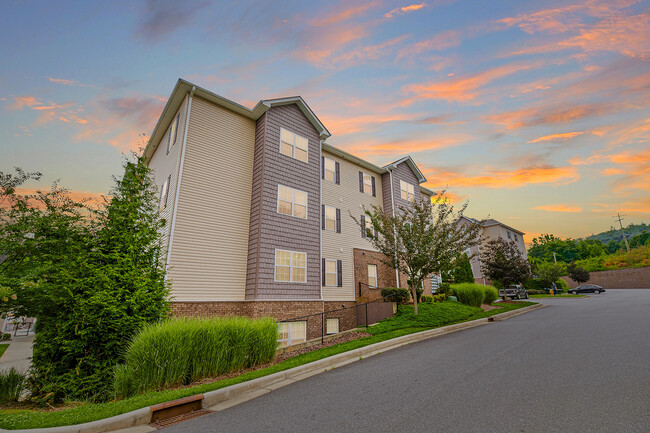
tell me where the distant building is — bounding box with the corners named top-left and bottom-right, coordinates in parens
top-left (458, 217), bottom-right (527, 284)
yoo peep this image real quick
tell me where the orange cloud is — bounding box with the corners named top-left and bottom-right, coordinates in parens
top-left (8, 96), bottom-right (40, 110)
top-left (343, 134), bottom-right (468, 156)
top-left (527, 131), bottom-right (586, 143)
top-left (7, 95), bottom-right (87, 125)
top-left (320, 112), bottom-right (420, 135)
top-left (422, 164), bottom-right (579, 189)
top-left (397, 30), bottom-right (461, 58)
top-left (402, 62), bottom-right (537, 104)
top-left (314, 1), bottom-right (380, 27)
top-left (533, 204), bottom-right (583, 213)
top-left (385, 3), bottom-right (426, 19)
top-left (485, 103), bottom-right (615, 129)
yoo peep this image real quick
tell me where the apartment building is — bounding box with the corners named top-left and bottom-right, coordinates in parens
top-left (143, 79), bottom-right (434, 343)
top-left (459, 217), bottom-right (527, 284)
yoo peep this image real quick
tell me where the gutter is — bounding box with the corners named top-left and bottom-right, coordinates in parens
top-left (165, 86), bottom-right (195, 277)
top-left (387, 167), bottom-right (400, 288)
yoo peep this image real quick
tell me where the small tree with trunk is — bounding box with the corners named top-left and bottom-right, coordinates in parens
top-left (354, 193), bottom-right (482, 314)
top-left (567, 262), bottom-right (590, 284)
top-left (479, 238), bottom-right (530, 300)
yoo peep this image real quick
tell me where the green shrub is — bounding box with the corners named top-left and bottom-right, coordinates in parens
top-left (526, 289), bottom-right (546, 295)
top-left (414, 288), bottom-right (424, 303)
top-left (114, 317), bottom-right (277, 398)
top-left (381, 288), bottom-right (410, 304)
top-left (433, 294), bottom-right (447, 302)
top-left (555, 279), bottom-right (568, 293)
top-left (436, 283), bottom-right (454, 296)
top-left (524, 278), bottom-right (548, 292)
top-left (451, 283), bottom-right (485, 307)
top-left (420, 295), bottom-right (433, 303)
top-left (1, 333), bottom-right (10, 341)
top-left (482, 286), bottom-right (499, 304)
top-left (0, 368), bottom-right (27, 403)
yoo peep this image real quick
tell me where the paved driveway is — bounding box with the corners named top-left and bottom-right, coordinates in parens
top-left (163, 289), bottom-right (650, 433)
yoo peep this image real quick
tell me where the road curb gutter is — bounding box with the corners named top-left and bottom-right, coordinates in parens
top-left (4, 303), bottom-right (543, 433)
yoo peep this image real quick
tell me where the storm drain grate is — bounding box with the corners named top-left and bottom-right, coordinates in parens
top-left (150, 409), bottom-right (213, 429)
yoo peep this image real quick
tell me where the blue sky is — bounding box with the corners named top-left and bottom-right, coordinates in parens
top-left (2, 0), bottom-right (649, 240)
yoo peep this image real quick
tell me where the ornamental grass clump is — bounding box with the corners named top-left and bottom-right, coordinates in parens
top-left (451, 283), bottom-right (499, 307)
top-left (0, 368), bottom-right (27, 403)
top-left (114, 317), bottom-right (277, 398)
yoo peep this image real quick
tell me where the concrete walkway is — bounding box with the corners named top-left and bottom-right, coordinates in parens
top-left (0, 334), bottom-right (34, 372)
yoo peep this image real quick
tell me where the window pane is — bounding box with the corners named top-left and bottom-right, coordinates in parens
top-left (290, 322), bottom-right (306, 343)
top-left (326, 219), bottom-right (336, 231)
top-left (279, 185), bottom-right (293, 201)
top-left (292, 267), bottom-right (306, 282)
top-left (280, 141), bottom-right (293, 157)
top-left (280, 128), bottom-right (294, 144)
top-left (325, 170), bottom-right (336, 182)
top-left (363, 174), bottom-right (372, 194)
top-left (294, 204), bottom-right (306, 219)
top-left (294, 190), bottom-right (307, 206)
top-left (295, 147), bottom-right (308, 162)
top-left (325, 260), bottom-right (336, 273)
top-left (368, 264), bottom-right (377, 277)
top-left (277, 323), bottom-right (289, 340)
top-left (276, 266), bottom-right (290, 281)
top-left (326, 318), bottom-right (339, 334)
top-left (276, 250), bottom-right (291, 266)
top-left (325, 158), bottom-right (335, 171)
top-left (325, 206), bottom-right (336, 220)
top-left (408, 192), bottom-right (415, 202)
top-left (325, 273), bottom-right (337, 286)
top-left (278, 200), bottom-right (292, 215)
top-left (295, 135), bottom-right (308, 151)
top-left (292, 252), bottom-right (306, 268)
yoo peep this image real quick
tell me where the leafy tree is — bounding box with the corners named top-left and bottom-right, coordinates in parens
top-left (567, 262), bottom-right (590, 283)
top-left (356, 194), bottom-right (482, 314)
top-left (1, 158), bottom-right (169, 402)
top-left (536, 261), bottom-right (567, 289)
top-left (452, 253), bottom-right (475, 283)
top-left (479, 238), bottom-right (530, 299)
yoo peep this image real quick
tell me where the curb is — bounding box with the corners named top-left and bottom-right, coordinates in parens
top-left (2, 303), bottom-right (544, 432)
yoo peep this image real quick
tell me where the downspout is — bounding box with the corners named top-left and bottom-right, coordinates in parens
top-left (388, 167), bottom-right (400, 288)
top-left (165, 86), bottom-right (195, 277)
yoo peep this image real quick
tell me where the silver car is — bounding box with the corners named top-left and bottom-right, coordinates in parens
top-left (498, 284), bottom-right (529, 300)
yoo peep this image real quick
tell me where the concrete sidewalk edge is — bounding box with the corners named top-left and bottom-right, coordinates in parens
top-left (1, 303), bottom-right (544, 433)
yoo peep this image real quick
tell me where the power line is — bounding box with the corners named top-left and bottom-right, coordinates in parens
top-left (613, 213), bottom-right (630, 252)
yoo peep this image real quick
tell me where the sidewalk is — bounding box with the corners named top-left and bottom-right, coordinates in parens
top-left (0, 334), bottom-right (34, 372)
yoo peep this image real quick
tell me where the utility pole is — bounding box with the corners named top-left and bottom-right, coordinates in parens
top-left (614, 213), bottom-right (630, 252)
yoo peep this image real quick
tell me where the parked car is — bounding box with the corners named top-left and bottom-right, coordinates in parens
top-left (569, 284), bottom-right (606, 294)
top-left (498, 284), bottom-right (529, 300)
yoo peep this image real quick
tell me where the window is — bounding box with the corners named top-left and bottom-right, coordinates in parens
top-left (368, 264), bottom-right (377, 288)
top-left (326, 318), bottom-right (339, 335)
top-left (277, 321), bottom-right (306, 347)
top-left (275, 250), bottom-right (307, 283)
top-left (166, 114), bottom-right (179, 154)
top-left (324, 259), bottom-right (337, 286)
top-left (322, 258), bottom-right (342, 287)
top-left (159, 176), bottom-right (170, 210)
top-left (360, 215), bottom-right (377, 239)
top-left (280, 128), bottom-right (308, 163)
top-left (322, 157), bottom-right (339, 183)
top-left (507, 231), bottom-right (512, 240)
top-left (400, 180), bottom-right (415, 202)
top-left (359, 172), bottom-right (375, 196)
top-left (277, 185), bottom-right (307, 219)
top-left (514, 233), bottom-right (518, 242)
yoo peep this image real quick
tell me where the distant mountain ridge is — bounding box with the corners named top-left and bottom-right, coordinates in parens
top-left (585, 222), bottom-right (649, 244)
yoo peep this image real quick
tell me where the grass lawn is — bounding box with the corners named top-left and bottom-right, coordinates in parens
top-left (529, 294), bottom-right (586, 298)
top-left (0, 300), bottom-right (535, 430)
top-left (0, 343), bottom-right (8, 359)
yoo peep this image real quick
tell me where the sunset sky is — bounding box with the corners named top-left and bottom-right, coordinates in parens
top-left (1, 0), bottom-right (649, 242)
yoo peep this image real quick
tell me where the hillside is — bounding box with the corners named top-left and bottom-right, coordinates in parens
top-left (585, 223), bottom-right (649, 244)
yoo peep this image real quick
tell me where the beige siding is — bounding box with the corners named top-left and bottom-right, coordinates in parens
top-left (168, 96), bottom-right (256, 301)
top-left (147, 96), bottom-right (189, 255)
top-left (321, 150), bottom-right (384, 301)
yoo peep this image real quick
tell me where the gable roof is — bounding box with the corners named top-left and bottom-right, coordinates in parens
top-left (142, 79), bottom-right (331, 162)
top-left (383, 156), bottom-right (427, 183)
top-left (459, 216), bottom-right (525, 235)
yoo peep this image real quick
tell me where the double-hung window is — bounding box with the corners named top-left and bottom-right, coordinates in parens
top-left (166, 114), bottom-right (179, 154)
top-left (326, 318), bottom-right (339, 335)
top-left (324, 206), bottom-right (336, 231)
top-left (159, 175), bottom-right (170, 211)
top-left (368, 264), bottom-right (377, 288)
top-left (322, 157), bottom-right (340, 184)
top-left (400, 180), bottom-right (415, 202)
top-left (360, 214), bottom-right (377, 239)
top-left (275, 250), bottom-right (307, 283)
top-left (280, 128), bottom-right (308, 163)
top-left (322, 258), bottom-right (342, 287)
top-left (277, 321), bottom-right (306, 347)
top-left (359, 172), bottom-right (375, 196)
top-left (277, 185), bottom-right (307, 219)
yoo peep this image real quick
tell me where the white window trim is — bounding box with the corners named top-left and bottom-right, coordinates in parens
top-left (278, 321), bottom-right (307, 346)
top-left (324, 205), bottom-right (337, 232)
top-left (368, 264), bottom-right (377, 288)
top-left (279, 127), bottom-right (309, 163)
top-left (159, 177), bottom-right (169, 211)
top-left (277, 184), bottom-right (308, 220)
top-left (400, 180), bottom-right (415, 202)
top-left (362, 172), bottom-right (373, 195)
top-left (326, 318), bottom-right (339, 335)
top-left (274, 249), bottom-right (307, 284)
top-left (324, 258), bottom-right (338, 287)
top-left (324, 157), bottom-right (336, 182)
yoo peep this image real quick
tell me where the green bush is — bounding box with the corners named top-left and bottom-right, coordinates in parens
top-left (0, 368), bottom-right (27, 403)
top-left (451, 283), bottom-right (485, 307)
top-left (433, 294), bottom-right (447, 302)
top-left (524, 278), bottom-right (548, 292)
top-left (420, 295), bottom-right (433, 303)
top-left (1, 333), bottom-right (10, 341)
top-left (482, 286), bottom-right (499, 304)
top-left (526, 289), bottom-right (546, 295)
top-left (436, 283), bottom-right (454, 296)
top-left (555, 279), bottom-right (568, 293)
top-left (381, 288), bottom-right (410, 304)
top-left (114, 317), bottom-right (277, 398)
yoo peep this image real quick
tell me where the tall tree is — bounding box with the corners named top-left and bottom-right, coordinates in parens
top-left (567, 262), bottom-right (590, 284)
top-left (479, 238), bottom-right (530, 299)
top-left (536, 261), bottom-right (566, 289)
top-left (355, 194), bottom-right (482, 314)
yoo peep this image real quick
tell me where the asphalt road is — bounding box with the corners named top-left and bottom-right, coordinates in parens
top-left (163, 289), bottom-right (650, 433)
